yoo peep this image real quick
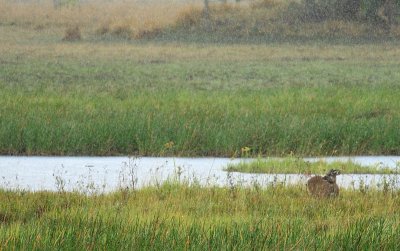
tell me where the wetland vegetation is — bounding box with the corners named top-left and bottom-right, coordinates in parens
top-left (1, 30), bottom-right (400, 156)
top-left (1, 180), bottom-right (400, 250)
top-left (1, 0), bottom-right (400, 248)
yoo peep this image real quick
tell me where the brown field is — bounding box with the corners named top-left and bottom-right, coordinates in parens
top-left (1, 0), bottom-right (399, 40)
top-left (0, 0), bottom-right (202, 34)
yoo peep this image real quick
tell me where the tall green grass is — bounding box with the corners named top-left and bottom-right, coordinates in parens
top-left (1, 183), bottom-right (400, 250)
top-left (1, 51), bottom-right (400, 156)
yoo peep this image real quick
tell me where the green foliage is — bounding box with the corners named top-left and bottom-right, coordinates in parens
top-left (360, 0), bottom-right (400, 24)
top-left (301, 0), bottom-right (400, 22)
top-left (302, 0), bottom-right (362, 21)
top-left (362, 0), bottom-right (382, 21)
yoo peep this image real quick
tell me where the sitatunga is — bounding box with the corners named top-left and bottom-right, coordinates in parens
top-left (307, 169), bottom-right (340, 198)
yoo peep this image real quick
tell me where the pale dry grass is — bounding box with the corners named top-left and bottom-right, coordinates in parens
top-left (0, 0), bottom-right (203, 36)
top-left (1, 24), bottom-right (400, 64)
top-left (2, 0), bottom-right (397, 40)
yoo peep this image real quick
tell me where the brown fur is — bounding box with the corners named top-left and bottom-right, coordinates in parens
top-left (307, 169), bottom-right (340, 198)
top-left (307, 176), bottom-right (339, 198)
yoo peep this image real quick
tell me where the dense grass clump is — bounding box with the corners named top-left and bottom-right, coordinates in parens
top-left (0, 183), bottom-right (400, 250)
top-left (225, 157), bottom-right (399, 174)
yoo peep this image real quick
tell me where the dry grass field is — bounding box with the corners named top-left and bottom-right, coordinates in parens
top-left (1, 0), bottom-right (399, 41)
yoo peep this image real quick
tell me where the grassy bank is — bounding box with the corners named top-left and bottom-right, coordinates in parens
top-left (1, 183), bottom-right (400, 249)
top-left (225, 157), bottom-right (400, 174)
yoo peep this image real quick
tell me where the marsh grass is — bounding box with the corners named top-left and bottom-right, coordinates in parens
top-left (0, 180), bottom-right (400, 250)
top-left (1, 41), bottom-right (400, 156)
top-left (1, 88), bottom-right (399, 156)
top-left (225, 157), bottom-right (399, 174)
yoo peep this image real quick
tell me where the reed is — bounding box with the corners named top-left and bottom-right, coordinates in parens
top-left (0, 182), bottom-right (400, 250)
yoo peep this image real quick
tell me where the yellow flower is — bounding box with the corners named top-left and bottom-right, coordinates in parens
top-left (164, 141), bottom-right (174, 149)
top-left (241, 146), bottom-right (251, 153)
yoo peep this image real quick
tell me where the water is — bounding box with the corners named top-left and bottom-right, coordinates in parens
top-left (0, 156), bottom-right (399, 192)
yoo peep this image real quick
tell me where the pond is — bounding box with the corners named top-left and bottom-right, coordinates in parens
top-left (0, 156), bottom-right (399, 193)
